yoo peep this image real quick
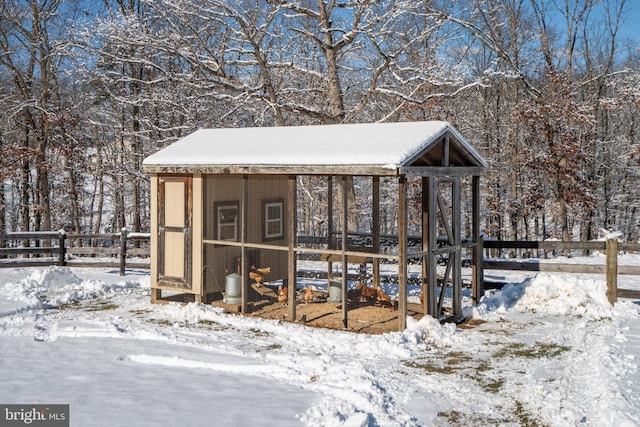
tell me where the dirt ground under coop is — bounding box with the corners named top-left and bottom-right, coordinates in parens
top-left (160, 284), bottom-right (451, 334)
top-left (215, 285), bottom-right (426, 334)
top-left (253, 301), bottom-right (422, 334)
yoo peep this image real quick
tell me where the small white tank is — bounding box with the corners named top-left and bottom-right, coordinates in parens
top-left (224, 273), bottom-right (242, 304)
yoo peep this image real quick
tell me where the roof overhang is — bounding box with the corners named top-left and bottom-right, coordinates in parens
top-left (142, 164), bottom-right (402, 176)
top-left (142, 121), bottom-right (486, 177)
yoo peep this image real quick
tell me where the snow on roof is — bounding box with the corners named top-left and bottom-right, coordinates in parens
top-left (142, 121), bottom-right (485, 175)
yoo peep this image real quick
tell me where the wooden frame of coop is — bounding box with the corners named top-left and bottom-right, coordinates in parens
top-left (142, 121), bottom-right (486, 331)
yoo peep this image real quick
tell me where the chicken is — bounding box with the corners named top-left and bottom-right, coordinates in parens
top-left (303, 286), bottom-right (314, 304)
top-left (356, 282), bottom-right (377, 303)
top-left (346, 287), bottom-right (362, 304)
top-left (376, 287), bottom-right (393, 309)
top-left (249, 266), bottom-right (271, 286)
top-left (277, 285), bottom-right (288, 303)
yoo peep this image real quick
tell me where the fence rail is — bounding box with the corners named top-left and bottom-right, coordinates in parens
top-left (2, 232), bottom-right (640, 303)
top-left (0, 229), bottom-right (150, 275)
top-left (483, 238), bottom-right (640, 303)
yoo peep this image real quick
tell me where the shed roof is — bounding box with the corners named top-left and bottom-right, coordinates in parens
top-left (142, 121), bottom-right (486, 176)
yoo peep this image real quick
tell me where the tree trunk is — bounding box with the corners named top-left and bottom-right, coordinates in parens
top-left (557, 186), bottom-right (571, 245)
top-left (35, 141), bottom-right (52, 233)
top-left (317, 0), bottom-right (345, 123)
top-left (20, 124), bottom-right (31, 233)
top-left (63, 153), bottom-right (81, 233)
top-left (131, 97), bottom-right (142, 233)
top-left (91, 125), bottom-right (105, 234)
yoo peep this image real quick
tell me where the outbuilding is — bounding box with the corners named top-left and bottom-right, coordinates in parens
top-left (142, 121), bottom-right (486, 331)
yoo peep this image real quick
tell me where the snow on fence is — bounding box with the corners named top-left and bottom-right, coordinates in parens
top-left (0, 229), bottom-right (150, 275)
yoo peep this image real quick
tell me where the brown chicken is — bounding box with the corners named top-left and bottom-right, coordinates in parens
top-left (356, 282), bottom-right (377, 303)
top-left (249, 266), bottom-right (271, 286)
top-left (346, 287), bottom-right (362, 304)
top-left (376, 287), bottom-right (393, 309)
top-left (303, 286), bottom-right (314, 304)
top-left (277, 285), bottom-right (288, 303)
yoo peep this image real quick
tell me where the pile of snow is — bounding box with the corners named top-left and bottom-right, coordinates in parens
top-left (0, 266), bottom-right (140, 309)
top-left (467, 272), bottom-right (614, 320)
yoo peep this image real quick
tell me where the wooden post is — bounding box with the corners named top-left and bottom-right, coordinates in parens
top-left (241, 176), bottom-right (249, 314)
top-left (426, 176), bottom-right (438, 317)
top-left (341, 176), bottom-right (349, 329)
top-left (287, 175), bottom-right (297, 322)
top-left (119, 228), bottom-right (127, 276)
top-left (474, 236), bottom-right (484, 303)
top-left (606, 237), bottom-right (618, 305)
top-left (443, 134), bottom-right (450, 166)
top-left (452, 177), bottom-right (462, 318)
top-left (421, 177), bottom-right (428, 314)
top-left (327, 176), bottom-right (334, 287)
top-left (192, 174), bottom-right (203, 303)
top-left (398, 176), bottom-right (408, 331)
top-left (150, 174), bottom-right (160, 303)
top-left (471, 175), bottom-right (484, 304)
top-left (372, 176), bottom-right (380, 288)
top-left (58, 230), bottom-right (66, 267)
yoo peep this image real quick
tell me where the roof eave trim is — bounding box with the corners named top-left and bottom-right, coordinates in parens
top-left (141, 164), bottom-right (402, 176)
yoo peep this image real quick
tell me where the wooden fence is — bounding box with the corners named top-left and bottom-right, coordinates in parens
top-left (0, 229), bottom-right (150, 275)
top-left (2, 231), bottom-right (639, 303)
top-left (483, 238), bottom-right (640, 304)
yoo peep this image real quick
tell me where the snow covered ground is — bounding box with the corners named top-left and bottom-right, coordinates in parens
top-left (0, 256), bottom-right (639, 426)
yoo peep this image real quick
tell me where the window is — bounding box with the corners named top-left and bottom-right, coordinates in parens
top-left (215, 201), bottom-right (239, 241)
top-left (263, 199), bottom-right (284, 240)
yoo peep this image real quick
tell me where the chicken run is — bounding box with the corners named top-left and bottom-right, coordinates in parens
top-left (210, 250), bottom-right (437, 335)
top-left (217, 278), bottom-right (419, 335)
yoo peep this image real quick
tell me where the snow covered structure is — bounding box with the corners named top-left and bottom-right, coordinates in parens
top-left (142, 121), bottom-right (486, 330)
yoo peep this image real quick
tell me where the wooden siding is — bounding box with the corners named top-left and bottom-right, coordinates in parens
top-left (202, 175), bottom-right (289, 297)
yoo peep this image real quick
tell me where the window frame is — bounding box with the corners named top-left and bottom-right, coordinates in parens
top-left (263, 199), bottom-right (284, 241)
top-left (214, 200), bottom-right (240, 242)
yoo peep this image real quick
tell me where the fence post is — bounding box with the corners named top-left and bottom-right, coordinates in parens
top-left (605, 237), bottom-right (618, 305)
top-left (58, 230), bottom-right (66, 267)
top-left (472, 235), bottom-right (484, 304)
top-left (120, 228), bottom-right (128, 276)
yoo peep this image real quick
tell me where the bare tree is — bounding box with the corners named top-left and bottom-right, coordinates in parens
top-left (431, 0), bottom-right (636, 242)
top-left (0, 0), bottom-right (79, 232)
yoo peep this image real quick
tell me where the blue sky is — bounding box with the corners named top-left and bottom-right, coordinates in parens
top-left (617, 1), bottom-right (639, 44)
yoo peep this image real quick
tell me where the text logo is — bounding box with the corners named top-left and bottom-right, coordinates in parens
top-left (1, 405), bottom-right (69, 427)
